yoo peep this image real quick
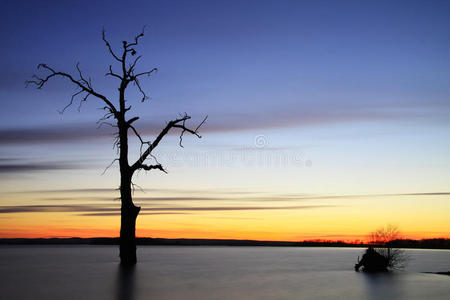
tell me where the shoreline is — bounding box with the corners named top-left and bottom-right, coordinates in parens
top-left (1, 237), bottom-right (449, 250)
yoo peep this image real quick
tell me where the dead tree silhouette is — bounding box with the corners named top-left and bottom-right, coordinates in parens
top-left (26, 28), bottom-right (207, 264)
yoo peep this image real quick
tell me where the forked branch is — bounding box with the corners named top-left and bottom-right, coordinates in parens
top-left (125, 26), bottom-right (146, 49)
top-left (130, 114), bottom-right (207, 172)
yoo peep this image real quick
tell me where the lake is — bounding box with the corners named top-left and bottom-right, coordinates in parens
top-left (0, 246), bottom-right (448, 299)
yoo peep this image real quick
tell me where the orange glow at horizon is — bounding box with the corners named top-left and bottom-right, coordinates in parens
top-left (1, 225), bottom-right (448, 243)
top-left (0, 189), bottom-right (449, 242)
top-left (1, 200), bottom-right (449, 242)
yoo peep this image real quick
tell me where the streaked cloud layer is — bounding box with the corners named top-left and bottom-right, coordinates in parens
top-left (1, 105), bottom-right (448, 145)
top-left (0, 189), bottom-right (447, 215)
top-left (0, 160), bottom-right (86, 173)
top-left (0, 204), bottom-right (335, 214)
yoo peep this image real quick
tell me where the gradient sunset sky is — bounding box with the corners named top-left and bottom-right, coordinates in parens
top-left (0, 0), bottom-right (449, 241)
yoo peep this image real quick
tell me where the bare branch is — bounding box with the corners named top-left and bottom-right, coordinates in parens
top-left (131, 114), bottom-right (207, 172)
top-left (105, 65), bottom-right (122, 80)
top-left (195, 115), bottom-right (208, 132)
top-left (112, 135), bottom-right (120, 154)
top-left (128, 56), bottom-right (142, 75)
top-left (139, 163), bottom-right (167, 173)
top-left (149, 152), bottom-right (163, 166)
top-left (77, 92), bottom-right (90, 112)
top-left (177, 118), bottom-right (187, 148)
top-left (96, 111), bottom-right (116, 130)
top-left (126, 26), bottom-right (146, 48)
top-left (129, 124), bottom-right (149, 146)
top-left (102, 158), bottom-right (119, 175)
top-left (133, 67), bottom-right (158, 78)
top-left (97, 121), bottom-right (115, 129)
top-left (127, 116), bottom-right (139, 125)
top-left (131, 181), bottom-right (145, 194)
top-left (126, 67), bottom-right (157, 103)
top-left (97, 110), bottom-right (115, 122)
top-left (76, 63), bottom-right (91, 88)
top-left (102, 29), bottom-right (122, 62)
top-left (134, 77), bottom-right (148, 102)
top-left (115, 28), bottom-right (156, 104)
top-left (57, 89), bottom-right (83, 114)
top-left (27, 64), bottom-right (118, 115)
top-left (173, 115), bottom-right (207, 146)
top-left (128, 122), bottom-right (151, 158)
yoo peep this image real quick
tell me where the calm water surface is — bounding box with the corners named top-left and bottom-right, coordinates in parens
top-left (0, 246), bottom-right (448, 299)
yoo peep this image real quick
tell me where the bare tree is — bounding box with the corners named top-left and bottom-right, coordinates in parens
top-left (27, 28), bottom-right (207, 264)
top-left (368, 224), bottom-right (407, 270)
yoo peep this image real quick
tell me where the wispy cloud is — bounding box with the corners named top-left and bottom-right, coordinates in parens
top-left (1, 105), bottom-right (441, 145)
top-left (0, 204), bottom-right (116, 213)
top-left (396, 192), bottom-right (450, 196)
top-left (14, 187), bottom-right (266, 196)
top-left (1, 191), bottom-right (447, 216)
top-left (248, 192), bottom-right (450, 202)
top-left (0, 125), bottom-right (113, 145)
top-left (20, 188), bottom-right (120, 194)
top-left (8, 188), bottom-right (450, 202)
top-left (144, 205), bottom-right (336, 211)
top-left (79, 212), bottom-right (190, 216)
top-left (0, 161), bottom-right (86, 173)
top-left (0, 204), bottom-right (335, 214)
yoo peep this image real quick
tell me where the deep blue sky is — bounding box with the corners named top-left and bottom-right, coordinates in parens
top-left (1, 0), bottom-right (449, 127)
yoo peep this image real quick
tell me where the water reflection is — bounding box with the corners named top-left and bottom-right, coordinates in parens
top-left (0, 247), bottom-right (448, 300)
top-left (361, 272), bottom-right (402, 300)
top-left (117, 264), bottom-right (136, 300)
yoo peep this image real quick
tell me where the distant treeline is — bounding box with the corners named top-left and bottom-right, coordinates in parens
top-left (0, 237), bottom-right (449, 249)
top-left (387, 238), bottom-right (450, 249)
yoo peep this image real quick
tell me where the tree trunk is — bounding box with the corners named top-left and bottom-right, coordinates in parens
top-left (119, 172), bottom-right (140, 264)
top-left (119, 200), bottom-right (140, 264)
top-left (118, 115), bottom-right (140, 265)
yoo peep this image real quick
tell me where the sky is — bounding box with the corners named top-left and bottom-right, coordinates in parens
top-left (0, 0), bottom-right (449, 241)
